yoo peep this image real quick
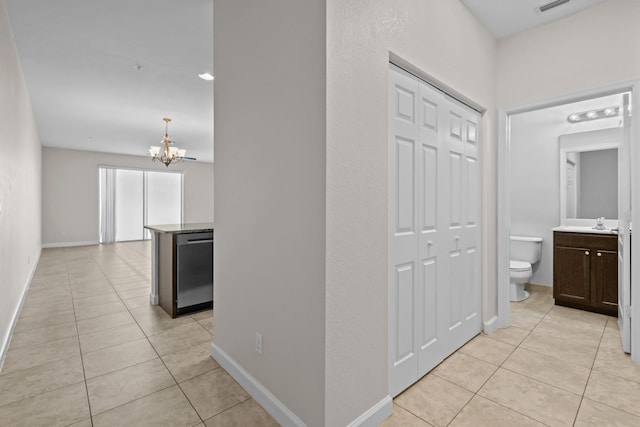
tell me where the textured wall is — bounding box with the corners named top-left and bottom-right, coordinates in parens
top-left (213, 1), bottom-right (327, 425)
top-left (0, 0), bottom-right (42, 367)
top-left (326, 1), bottom-right (497, 425)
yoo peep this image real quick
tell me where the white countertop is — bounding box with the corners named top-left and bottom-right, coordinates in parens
top-left (552, 225), bottom-right (617, 235)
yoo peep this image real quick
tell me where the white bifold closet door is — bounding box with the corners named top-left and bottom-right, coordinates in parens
top-left (389, 64), bottom-right (482, 397)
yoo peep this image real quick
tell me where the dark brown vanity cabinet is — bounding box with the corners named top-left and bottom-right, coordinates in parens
top-left (553, 231), bottom-right (618, 316)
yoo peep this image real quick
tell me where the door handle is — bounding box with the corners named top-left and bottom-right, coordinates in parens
top-left (585, 251), bottom-right (590, 255)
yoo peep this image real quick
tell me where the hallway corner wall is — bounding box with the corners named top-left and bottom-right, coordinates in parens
top-left (0, 0), bottom-right (43, 369)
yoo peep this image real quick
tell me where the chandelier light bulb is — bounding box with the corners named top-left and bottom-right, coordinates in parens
top-left (149, 118), bottom-right (187, 167)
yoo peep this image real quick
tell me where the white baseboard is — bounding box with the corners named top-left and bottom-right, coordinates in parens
top-left (0, 249), bottom-right (41, 372)
top-left (483, 315), bottom-right (499, 335)
top-left (42, 240), bottom-right (99, 248)
top-left (346, 395), bottom-right (393, 427)
top-left (211, 343), bottom-right (306, 427)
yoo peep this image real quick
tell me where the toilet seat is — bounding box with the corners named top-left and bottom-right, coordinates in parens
top-left (510, 260), bottom-right (531, 272)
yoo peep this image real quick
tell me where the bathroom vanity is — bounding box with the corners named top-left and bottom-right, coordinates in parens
top-left (553, 228), bottom-right (617, 316)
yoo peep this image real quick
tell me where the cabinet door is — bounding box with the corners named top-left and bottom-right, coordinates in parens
top-left (554, 246), bottom-right (590, 304)
top-left (591, 249), bottom-right (618, 315)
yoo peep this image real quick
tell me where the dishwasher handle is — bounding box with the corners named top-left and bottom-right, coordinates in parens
top-left (183, 239), bottom-right (213, 245)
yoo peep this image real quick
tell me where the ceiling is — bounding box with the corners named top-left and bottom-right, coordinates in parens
top-left (461, 0), bottom-right (607, 39)
top-left (5, 0), bottom-right (214, 163)
top-left (5, 0), bottom-right (610, 163)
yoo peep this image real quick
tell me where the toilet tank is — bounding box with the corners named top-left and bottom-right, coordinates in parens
top-left (510, 235), bottom-right (543, 264)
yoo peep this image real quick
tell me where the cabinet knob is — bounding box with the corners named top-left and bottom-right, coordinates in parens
top-left (585, 251), bottom-right (590, 255)
top-left (597, 252), bottom-right (602, 257)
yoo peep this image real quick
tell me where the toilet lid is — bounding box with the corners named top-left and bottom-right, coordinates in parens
top-left (510, 260), bottom-right (531, 271)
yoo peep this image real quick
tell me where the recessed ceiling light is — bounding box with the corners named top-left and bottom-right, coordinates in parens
top-left (198, 72), bottom-right (214, 81)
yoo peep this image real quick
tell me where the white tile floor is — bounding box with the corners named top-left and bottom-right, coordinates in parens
top-left (0, 242), bottom-right (277, 427)
top-left (2, 242), bottom-right (640, 426)
top-left (383, 285), bottom-right (640, 427)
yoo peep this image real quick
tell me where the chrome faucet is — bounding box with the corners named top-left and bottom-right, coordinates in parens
top-left (593, 217), bottom-right (607, 230)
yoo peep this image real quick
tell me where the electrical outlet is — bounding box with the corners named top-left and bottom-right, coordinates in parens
top-left (255, 332), bottom-right (263, 355)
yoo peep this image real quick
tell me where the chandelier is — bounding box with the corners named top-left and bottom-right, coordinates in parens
top-left (149, 118), bottom-right (186, 167)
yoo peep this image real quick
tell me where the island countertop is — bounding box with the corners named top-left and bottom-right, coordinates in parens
top-left (144, 222), bottom-right (214, 234)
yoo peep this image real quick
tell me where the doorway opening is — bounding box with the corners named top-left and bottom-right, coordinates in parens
top-left (498, 82), bottom-right (640, 363)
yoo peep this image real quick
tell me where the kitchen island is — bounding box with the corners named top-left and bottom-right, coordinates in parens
top-left (145, 222), bottom-right (214, 317)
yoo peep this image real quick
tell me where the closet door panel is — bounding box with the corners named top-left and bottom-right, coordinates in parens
top-left (389, 67), bottom-right (421, 395)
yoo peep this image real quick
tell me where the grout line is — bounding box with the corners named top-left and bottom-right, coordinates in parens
top-left (199, 396), bottom-right (255, 424)
top-left (571, 321), bottom-right (608, 426)
top-left (89, 383), bottom-right (177, 419)
top-left (66, 252), bottom-right (96, 427)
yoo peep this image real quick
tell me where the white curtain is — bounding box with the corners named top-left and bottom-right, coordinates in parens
top-left (99, 167), bottom-right (116, 243)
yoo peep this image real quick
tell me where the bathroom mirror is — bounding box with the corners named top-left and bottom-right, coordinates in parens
top-left (559, 128), bottom-right (623, 225)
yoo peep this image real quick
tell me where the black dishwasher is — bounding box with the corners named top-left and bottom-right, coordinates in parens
top-left (176, 232), bottom-right (213, 314)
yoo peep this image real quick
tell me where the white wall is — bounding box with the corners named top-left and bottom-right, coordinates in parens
top-left (326, 2), bottom-right (496, 425)
top-left (510, 109), bottom-right (567, 286)
top-left (41, 147), bottom-right (213, 246)
top-left (213, 1), bottom-right (327, 426)
top-left (497, 0), bottom-right (640, 108)
top-left (499, 0), bottom-right (640, 291)
top-left (0, 0), bottom-right (42, 367)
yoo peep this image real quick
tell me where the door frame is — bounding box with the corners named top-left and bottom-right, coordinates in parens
top-left (497, 80), bottom-right (640, 363)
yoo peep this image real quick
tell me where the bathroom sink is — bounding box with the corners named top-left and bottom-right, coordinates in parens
top-left (552, 225), bottom-right (617, 235)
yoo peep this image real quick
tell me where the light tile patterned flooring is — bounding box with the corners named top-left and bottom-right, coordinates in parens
top-left (383, 285), bottom-right (640, 427)
top-left (0, 241), bottom-right (278, 427)
top-left (3, 242), bottom-right (640, 426)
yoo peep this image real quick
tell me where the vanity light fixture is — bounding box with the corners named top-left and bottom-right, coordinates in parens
top-left (149, 118), bottom-right (187, 167)
top-left (198, 72), bottom-right (214, 81)
top-left (567, 106), bottom-right (620, 123)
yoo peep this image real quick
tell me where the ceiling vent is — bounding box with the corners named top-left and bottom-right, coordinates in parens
top-left (539, 0), bottom-right (571, 13)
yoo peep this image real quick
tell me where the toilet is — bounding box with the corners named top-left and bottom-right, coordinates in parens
top-left (510, 235), bottom-right (543, 302)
